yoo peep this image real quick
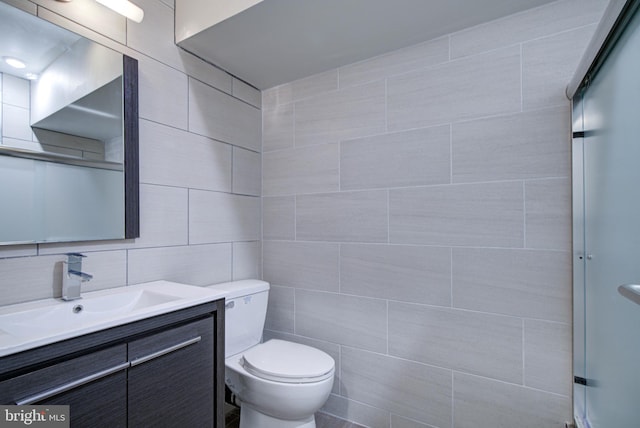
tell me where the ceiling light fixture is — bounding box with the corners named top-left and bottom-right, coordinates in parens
top-left (3, 56), bottom-right (26, 69)
top-left (95, 0), bottom-right (144, 23)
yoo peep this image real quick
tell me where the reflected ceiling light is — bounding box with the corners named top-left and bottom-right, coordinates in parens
top-left (25, 73), bottom-right (39, 80)
top-left (95, 0), bottom-right (144, 23)
top-left (3, 56), bottom-right (26, 69)
top-left (67, 103), bottom-right (120, 120)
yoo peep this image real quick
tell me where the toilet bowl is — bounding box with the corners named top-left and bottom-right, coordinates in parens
top-left (208, 280), bottom-right (335, 428)
top-left (226, 339), bottom-right (334, 428)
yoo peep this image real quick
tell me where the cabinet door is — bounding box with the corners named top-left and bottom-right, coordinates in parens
top-left (0, 345), bottom-right (128, 428)
top-left (128, 317), bottom-right (215, 428)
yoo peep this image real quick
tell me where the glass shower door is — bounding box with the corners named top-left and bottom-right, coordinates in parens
top-left (579, 6), bottom-right (640, 427)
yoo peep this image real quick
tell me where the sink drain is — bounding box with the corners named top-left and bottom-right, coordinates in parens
top-left (73, 304), bottom-right (83, 314)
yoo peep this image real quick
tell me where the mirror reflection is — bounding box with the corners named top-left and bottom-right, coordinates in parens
top-left (0, 1), bottom-right (138, 245)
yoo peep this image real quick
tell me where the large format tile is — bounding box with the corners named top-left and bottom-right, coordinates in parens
top-left (262, 70), bottom-right (337, 109)
top-left (525, 178), bottom-right (571, 251)
top-left (388, 302), bottom-right (523, 383)
top-left (264, 284), bottom-right (294, 333)
top-left (2, 74), bottom-right (29, 108)
top-left (453, 372), bottom-right (571, 428)
top-left (232, 78), bottom-right (261, 108)
top-left (126, 0), bottom-right (182, 70)
top-left (0, 245), bottom-right (36, 259)
top-left (232, 147), bottom-right (261, 196)
top-left (339, 37), bottom-right (449, 88)
top-left (34, 0), bottom-right (126, 44)
top-left (263, 103), bottom-right (294, 152)
top-left (452, 248), bottom-right (571, 322)
top-left (389, 182), bottom-right (524, 247)
top-left (0, 255), bottom-right (63, 305)
top-left (297, 191), bottom-right (388, 243)
top-left (79, 250), bottom-right (128, 293)
top-left (340, 244), bottom-right (451, 306)
top-left (135, 184), bottom-right (188, 248)
top-left (390, 414), bottom-right (434, 428)
top-left (33, 6), bottom-right (134, 59)
top-left (127, 244), bottom-right (232, 286)
top-left (523, 25), bottom-right (596, 110)
top-left (138, 55), bottom-right (188, 130)
top-left (524, 319), bottom-right (572, 396)
top-left (294, 81), bottom-right (386, 147)
top-left (315, 411), bottom-right (366, 428)
top-left (188, 78), bottom-right (261, 151)
top-left (188, 190), bottom-right (260, 244)
top-left (2, 104), bottom-right (31, 141)
top-left (262, 84), bottom-right (293, 110)
top-left (263, 144), bottom-right (339, 196)
top-left (3, 0), bottom-right (35, 15)
top-left (139, 120), bottom-right (232, 191)
top-left (262, 196), bottom-right (295, 240)
top-left (232, 241), bottom-right (260, 281)
top-left (291, 70), bottom-right (338, 102)
top-left (340, 126), bottom-right (450, 191)
top-left (341, 347), bottom-right (452, 428)
top-left (450, 0), bottom-right (607, 58)
top-left (262, 241), bottom-right (339, 292)
top-left (452, 107), bottom-right (570, 183)
top-left (0, 250), bottom-right (127, 306)
top-left (178, 49), bottom-right (232, 95)
top-left (322, 394), bottom-right (390, 428)
top-left (387, 46), bottom-right (521, 131)
top-left (295, 291), bottom-right (387, 353)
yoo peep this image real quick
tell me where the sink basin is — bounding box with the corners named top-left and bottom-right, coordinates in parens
top-left (0, 281), bottom-right (226, 357)
top-left (1, 289), bottom-right (180, 337)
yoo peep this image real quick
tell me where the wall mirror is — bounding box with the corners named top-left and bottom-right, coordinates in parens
top-left (0, 1), bottom-right (138, 245)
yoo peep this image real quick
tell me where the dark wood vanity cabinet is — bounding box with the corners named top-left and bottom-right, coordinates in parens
top-left (0, 300), bottom-right (225, 428)
top-left (128, 317), bottom-right (215, 427)
top-left (0, 345), bottom-right (128, 427)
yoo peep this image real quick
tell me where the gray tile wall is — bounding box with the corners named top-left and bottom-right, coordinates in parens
top-left (262, 0), bottom-right (607, 427)
top-left (0, 0), bottom-right (261, 305)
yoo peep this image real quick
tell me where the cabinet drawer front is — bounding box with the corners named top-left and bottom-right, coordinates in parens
top-left (128, 317), bottom-right (214, 428)
top-left (127, 317), bottom-right (212, 359)
top-left (0, 344), bottom-right (127, 405)
top-left (38, 371), bottom-right (127, 428)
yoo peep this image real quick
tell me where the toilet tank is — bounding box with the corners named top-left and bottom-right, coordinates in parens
top-left (207, 279), bottom-right (270, 358)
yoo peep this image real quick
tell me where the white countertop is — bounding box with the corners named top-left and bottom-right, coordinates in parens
top-left (0, 281), bottom-right (227, 357)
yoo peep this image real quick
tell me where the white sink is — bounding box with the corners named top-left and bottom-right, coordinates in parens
top-left (0, 281), bottom-right (226, 357)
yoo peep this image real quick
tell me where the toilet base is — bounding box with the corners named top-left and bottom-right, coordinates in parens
top-left (239, 404), bottom-right (315, 428)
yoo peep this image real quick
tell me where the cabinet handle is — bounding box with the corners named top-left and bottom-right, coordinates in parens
top-left (15, 362), bottom-right (130, 405)
top-left (130, 336), bottom-right (202, 367)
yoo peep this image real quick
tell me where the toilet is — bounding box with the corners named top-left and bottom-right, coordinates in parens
top-left (208, 280), bottom-right (335, 428)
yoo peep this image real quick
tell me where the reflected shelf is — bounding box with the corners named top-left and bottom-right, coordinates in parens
top-left (0, 145), bottom-right (124, 171)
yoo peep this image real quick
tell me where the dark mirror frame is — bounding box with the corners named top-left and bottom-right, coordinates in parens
top-left (123, 55), bottom-right (139, 239)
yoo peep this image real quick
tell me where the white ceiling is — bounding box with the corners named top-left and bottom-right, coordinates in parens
top-left (178, 0), bottom-right (559, 89)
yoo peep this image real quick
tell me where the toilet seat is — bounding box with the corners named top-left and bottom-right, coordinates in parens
top-left (241, 339), bottom-right (334, 384)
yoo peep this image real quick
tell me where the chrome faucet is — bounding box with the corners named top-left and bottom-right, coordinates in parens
top-left (62, 253), bottom-right (93, 301)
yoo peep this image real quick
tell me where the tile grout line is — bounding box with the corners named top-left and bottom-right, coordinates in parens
top-left (523, 180), bottom-right (527, 248)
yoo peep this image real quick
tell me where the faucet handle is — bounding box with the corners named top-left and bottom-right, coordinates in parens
top-left (61, 253), bottom-right (90, 301)
top-left (69, 271), bottom-right (93, 282)
top-left (66, 252), bottom-right (87, 260)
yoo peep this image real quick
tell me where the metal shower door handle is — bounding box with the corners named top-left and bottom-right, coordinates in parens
top-left (618, 284), bottom-right (640, 306)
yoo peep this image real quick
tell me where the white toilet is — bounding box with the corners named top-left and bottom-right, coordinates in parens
top-left (208, 280), bottom-right (335, 428)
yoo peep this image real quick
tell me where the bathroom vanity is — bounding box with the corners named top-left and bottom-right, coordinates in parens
top-left (0, 282), bottom-right (226, 427)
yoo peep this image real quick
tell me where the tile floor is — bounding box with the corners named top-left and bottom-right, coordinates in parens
top-left (225, 407), bottom-right (365, 428)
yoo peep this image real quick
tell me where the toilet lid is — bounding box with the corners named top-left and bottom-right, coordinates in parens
top-left (241, 339), bottom-right (335, 383)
